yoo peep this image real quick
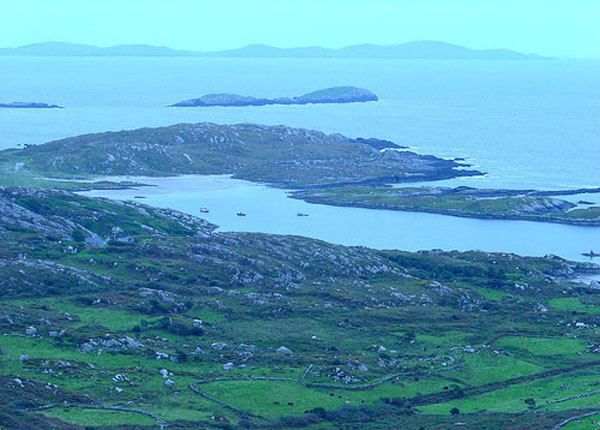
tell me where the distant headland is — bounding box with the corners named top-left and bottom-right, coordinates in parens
top-left (0, 41), bottom-right (549, 60)
top-left (169, 87), bottom-right (378, 107)
top-left (0, 102), bottom-right (63, 109)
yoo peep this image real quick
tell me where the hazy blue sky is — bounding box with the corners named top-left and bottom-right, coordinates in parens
top-left (1, 0), bottom-right (598, 57)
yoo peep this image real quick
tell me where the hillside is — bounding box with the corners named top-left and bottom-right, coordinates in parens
top-left (1, 187), bottom-right (600, 429)
top-left (0, 41), bottom-right (199, 57)
top-left (0, 123), bottom-right (480, 187)
top-left (210, 41), bottom-right (547, 60)
top-left (0, 41), bottom-right (548, 59)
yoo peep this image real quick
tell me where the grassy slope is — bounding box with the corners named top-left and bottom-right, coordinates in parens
top-left (1, 187), bottom-right (600, 429)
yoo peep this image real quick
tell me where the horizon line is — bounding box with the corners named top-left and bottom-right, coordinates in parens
top-left (1, 40), bottom-right (596, 59)
top-left (0, 40), bottom-right (567, 59)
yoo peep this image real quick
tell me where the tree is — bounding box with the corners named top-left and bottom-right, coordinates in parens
top-left (450, 407), bottom-right (460, 415)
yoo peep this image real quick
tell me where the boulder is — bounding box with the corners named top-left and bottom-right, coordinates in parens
top-left (211, 342), bottom-right (229, 351)
top-left (276, 346), bottom-right (293, 355)
top-left (79, 342), bottom-right (94, 353)
top-left (236, 343), bottom-right (258, 353)
top-left (123, 336), bottom-right (143, 348)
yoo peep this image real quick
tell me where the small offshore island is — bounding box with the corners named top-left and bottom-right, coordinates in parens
top-left (169, 86), bottom-right (378, 107)
top-left (0, 102), bottom-right (63, 109)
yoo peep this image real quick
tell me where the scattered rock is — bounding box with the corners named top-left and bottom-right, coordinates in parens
top-left (79, 342), bottom-right (94, 353)
top-left (211, 342), bottom-right (229, 351)
top-left (276, 346), bottom-right (293, 355)
top-left (112, 374), bottom-right (129, 383)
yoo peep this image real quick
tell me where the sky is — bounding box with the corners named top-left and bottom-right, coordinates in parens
top-left (0, 0), bottom-right (598, 58)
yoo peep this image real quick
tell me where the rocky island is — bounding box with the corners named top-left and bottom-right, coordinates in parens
top-left (0, 101), bottom-right (63, 109)
top-left (0, 123), bottom-right (479, 188)
top-left (168, 86), bottom-right (378, 107)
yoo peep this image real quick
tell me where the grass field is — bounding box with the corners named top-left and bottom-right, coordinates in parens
top-left (2, 188), bottom-right (600, 429)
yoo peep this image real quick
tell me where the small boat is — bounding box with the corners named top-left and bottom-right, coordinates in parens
top-left (297, 212), bottom-right (309, 217)
top-left (582, 250), bottom-right (600, 258)
top-left (200, 207), bottom-right (209, 213)
top-left (237, 212), bottom-right (247, 217)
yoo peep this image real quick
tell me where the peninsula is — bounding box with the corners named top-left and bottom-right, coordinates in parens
top-left (168, 86), bottom-right (378, 107)
top-left (292, 185), bottom-right (600, 226)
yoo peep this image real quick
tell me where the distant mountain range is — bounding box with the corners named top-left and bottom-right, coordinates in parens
top-left (0, 41), bottom-right (548, 60)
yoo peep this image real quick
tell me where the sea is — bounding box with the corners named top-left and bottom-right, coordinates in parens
top-left (1, 56), bottom-right (599, 261)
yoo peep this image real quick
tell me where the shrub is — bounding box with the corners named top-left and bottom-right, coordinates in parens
top-left (269, 414), bottom-right (319, 428)
top-left (71, 229), bottom-right (86, 242)
top-left (167, 319), bottom-right (204, 336)
top-left (308, 407), bottom-right (326, 418)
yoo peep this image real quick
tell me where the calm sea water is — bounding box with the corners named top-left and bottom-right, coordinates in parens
top-left (79, 174), bottom-right (600, 263)
top-left (2, 57), bottom-right (600, 260)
